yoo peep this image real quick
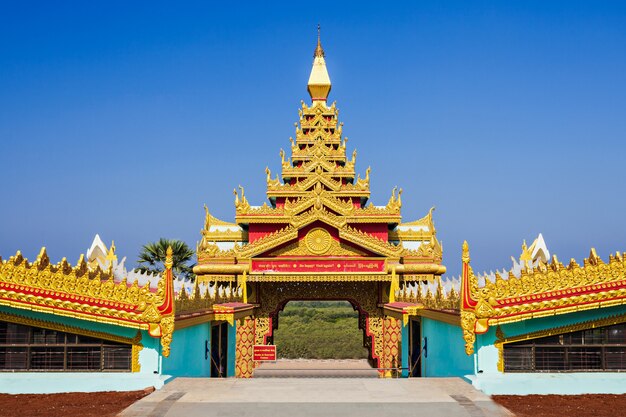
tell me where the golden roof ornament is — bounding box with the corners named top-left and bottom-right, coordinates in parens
top-left (314, 24), bottom-right (324, 58)
top-left (307, 24), bottom-right (332, 102)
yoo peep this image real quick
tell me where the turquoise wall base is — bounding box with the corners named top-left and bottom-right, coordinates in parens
top-left (227, 322), bottom-right (236, 377)
top-left (421, 317), bottom-right (473, 377)
top-left (401, 322), bottom-right (409, 377)
top-left (162, 323), bottom-right (211, 377)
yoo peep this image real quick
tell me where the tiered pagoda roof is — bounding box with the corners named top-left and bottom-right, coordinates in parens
top-left (195, 32), bottom-right (446, 282)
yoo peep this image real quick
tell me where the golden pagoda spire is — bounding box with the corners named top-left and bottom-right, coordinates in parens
top-left (307, 24), bottom-right (331, 102)
top-left (314, 24), bottom-right (324, 58)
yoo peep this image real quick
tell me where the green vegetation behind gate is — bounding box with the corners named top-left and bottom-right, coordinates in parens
top-left (273, 301), bottom-right (369, 359)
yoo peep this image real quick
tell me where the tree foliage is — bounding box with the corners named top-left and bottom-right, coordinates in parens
top-left (273, 301), bottom-right (369, 359)
top-left (136, 238), bottom-right (195, 280)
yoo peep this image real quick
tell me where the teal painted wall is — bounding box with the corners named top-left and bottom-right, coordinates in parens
top-left (162, 322), bottom-right (211, 377)
top-left (421, 317), bottom-right (473, 377)
top-left (227, 322), bottom-right (236, 377)
top-left (401, 323), bottom-right (409, 377)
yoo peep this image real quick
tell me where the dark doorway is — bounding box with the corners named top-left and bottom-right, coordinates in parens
top-left (210, 322), bottom-right (228, 377)
top-left (409, 319), bottom-right (422, 377)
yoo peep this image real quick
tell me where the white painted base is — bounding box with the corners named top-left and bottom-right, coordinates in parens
top-left (468, 373), bottom-right (626, 395)
top-left (0, 373), bottom-right (172, 394)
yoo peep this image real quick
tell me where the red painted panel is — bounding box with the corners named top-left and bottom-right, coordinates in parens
top-left (351, 223), bottom-right (388, 240)
top-left (248, 223), bottom-right (286, 242)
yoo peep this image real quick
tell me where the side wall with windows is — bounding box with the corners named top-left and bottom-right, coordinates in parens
top-left (0, 306), bottom-right (166, 394)
top-left (469, 305), bottom-right (626, 395)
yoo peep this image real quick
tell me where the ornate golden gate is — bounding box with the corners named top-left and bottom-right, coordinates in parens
top-left (192, 34), bottom-right (445, 377)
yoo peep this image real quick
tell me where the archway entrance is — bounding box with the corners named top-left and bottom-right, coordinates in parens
top-left (233, 281), bottom-right (405, 378)
top-left (254, 300), bottom-right (374, 377)
top-left (274, 300), bottom-right (368, 360)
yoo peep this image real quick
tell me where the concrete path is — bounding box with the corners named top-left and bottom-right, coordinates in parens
top-left (119, 377), bottom-right (513, 417)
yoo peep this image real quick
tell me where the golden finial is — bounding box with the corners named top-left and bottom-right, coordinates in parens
top-left (462, 241), bottom-right (470, 264)
top-left (165, 246), bottom-right (173, 270)
top-left (314, 24), bottom-right (324, 57)
top-left (203, 204), bottom-right (211, 230)
top-left (105, 241), bottom-right (117, 263)
top-left (308, 24), bottom-right (331, 101)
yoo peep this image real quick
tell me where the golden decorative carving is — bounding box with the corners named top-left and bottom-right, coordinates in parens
top-left (305, 228), bottom-right (333, 255)
top-left (235, 317), bottom-right (255, 378)
top-left (254, 317), bottom-right (272, 346)
top-left (197, 242), bottom-right (241, 258)
top-left (461, 311), bottom-right (477, 355)
top-left (382, 317), bottom-right (401, 377)
top-left (460, 241), bottom-right (626, 356)
top-left (340, 225), bottom-right (402, 258)
top-left (175, 280), bottom-right (242, 316)
top-left (234, 186), bottom-right (250, 213)
top-left (386, 187), bottom-right (402, 212)
top-left (199, 206), bottom-right (246, 246)
top-left (268, 238), bottom-right (366, 257)
top-left (367, 315), bottom-right (384, 370)
top-left (0, 248), bottom-right (171, 326)
top-left (396, 278), bottom-right (460, 310)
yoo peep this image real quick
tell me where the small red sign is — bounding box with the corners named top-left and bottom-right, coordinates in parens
top-left (253, 345), bottom-right (277, 361)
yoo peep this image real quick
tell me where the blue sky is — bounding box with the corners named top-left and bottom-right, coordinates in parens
top-left (1, 1), bottom-right (625, 278)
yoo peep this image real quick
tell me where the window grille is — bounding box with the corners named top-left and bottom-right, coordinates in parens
top-left (503, 322), bottom-right (626, 372)
top-left (0, 320), bottom-right (132, 372)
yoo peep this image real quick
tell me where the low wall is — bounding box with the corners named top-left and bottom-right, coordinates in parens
top-left (469, 373), bottom-right (626, 395)
top-left (0, 373), bottom-right (169, 394)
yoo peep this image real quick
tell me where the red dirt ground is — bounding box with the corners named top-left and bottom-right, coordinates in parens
top-left (0, 388), bottom-right (153, 417)
top-left (493, 394), bottom-right (626, 417)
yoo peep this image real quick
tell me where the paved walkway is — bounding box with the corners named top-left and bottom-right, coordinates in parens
top-left (254, 358), bottom-right (380, 378)
top-left (119, 376), bottom-right (513, 417)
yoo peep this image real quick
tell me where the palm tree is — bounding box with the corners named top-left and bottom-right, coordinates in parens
top-left (136, 238), bottom-right (196, 280)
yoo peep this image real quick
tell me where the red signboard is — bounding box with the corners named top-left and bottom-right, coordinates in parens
top-left (253, 345), bottom-right (277, 361)
top-left (251, 259), bottom-right (385, 273)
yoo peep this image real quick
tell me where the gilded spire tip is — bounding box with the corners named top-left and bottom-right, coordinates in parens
top-left (314, 24), bottom-right (325, 58)
top-left (308, 24), bottom-right (331, 101)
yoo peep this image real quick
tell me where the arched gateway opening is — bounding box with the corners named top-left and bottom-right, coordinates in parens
top-left (273, 300), bottom-right (369, 360)
top-left (253, 299), bottom-right (373, 377)
top-left (192, 33), bottom-right (445, 378)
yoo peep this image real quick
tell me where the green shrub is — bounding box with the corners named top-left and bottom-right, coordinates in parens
top-left (273, 301), bottom-right (369, 359)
